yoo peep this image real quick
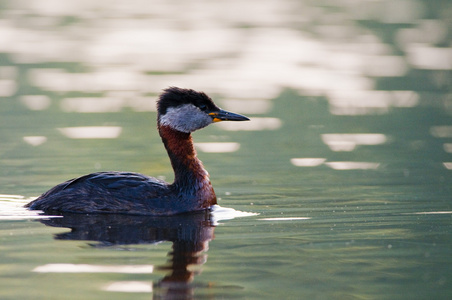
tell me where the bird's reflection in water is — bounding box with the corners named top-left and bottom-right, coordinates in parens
top-left (39, 211), bottom-right (215, 299)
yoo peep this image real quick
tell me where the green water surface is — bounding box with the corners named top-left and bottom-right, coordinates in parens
top-left (1, 1), bottom-right (452, 299)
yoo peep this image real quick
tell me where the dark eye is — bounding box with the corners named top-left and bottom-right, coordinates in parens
top-left (199, 104), bottom-right (207, 111)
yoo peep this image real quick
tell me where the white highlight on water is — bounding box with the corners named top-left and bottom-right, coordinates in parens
top-left (195, 142), bottom-right (240, 153)
top-left (210, 205), bottom-right (258, 225)
top-left (103, 281), bottom-right (153, 293)
top-left (259, 217), bottom-right (311, 221)
top-left (33, 264), bottom-right (154, 274)
top-left (58, 126), bottom-right (122, 139)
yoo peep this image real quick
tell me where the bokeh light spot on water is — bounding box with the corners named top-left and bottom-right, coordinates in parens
top-left (217, 117), bottom-right (282, 131)
top-left (220, 99), bottom-right (273, 115)
top-left (60, 96), bottom-right (158, 113)
top-left (103, 281), bottom-right (153, 293)
top-left (60, 97), bottom-right (125, 113)
top-left (328, 91), bottom-right (419, 115)
top-left (443, 162), bottom-right (452, 170)
top-left (443, 144), bottom-right (452, 153)
top-left (430, 126), bottom-right (452, 138)
top-left (195, 142), bottom-right (240, 153)
top-left (325, 162), bottom-right (380, 170)
top-left (406, 45), bottom-right (452, 70)
top-left (0, 80), bottom-right (16, 97)
top-left (58, 126), bottom-right (122, 139)
top-left (290, 158), bottom-right (326, 167)
top-left (20, 95), bottom-right (52, 111)
top-left (23, 136), bottom-right (47, 146)
top-left (33, 264), bottom-right (154, 274)
top-left (321, 134), bottom-right (387, 152)
top-left (411, 211), bottom-right (452, 215)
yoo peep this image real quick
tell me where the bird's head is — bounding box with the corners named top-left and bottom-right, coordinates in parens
top-left (157, 87), bottom-right (249, 133)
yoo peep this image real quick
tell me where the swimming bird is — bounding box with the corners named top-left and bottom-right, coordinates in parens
top-left (26, 87), bottom-right (249, 215)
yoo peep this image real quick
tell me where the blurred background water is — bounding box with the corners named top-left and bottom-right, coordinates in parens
top-left (1, 0), bottom-right (452, 299)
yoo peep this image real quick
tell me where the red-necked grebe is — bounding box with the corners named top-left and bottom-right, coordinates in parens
top-left (26, 87), bottom-right (249, 215)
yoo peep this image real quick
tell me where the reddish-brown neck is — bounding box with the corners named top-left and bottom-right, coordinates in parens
top-left (158, 124), bottom-right (216, 206)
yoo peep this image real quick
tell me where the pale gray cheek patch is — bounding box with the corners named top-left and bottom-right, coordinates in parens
top-left (160, 104), bottom-right (213, 133)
